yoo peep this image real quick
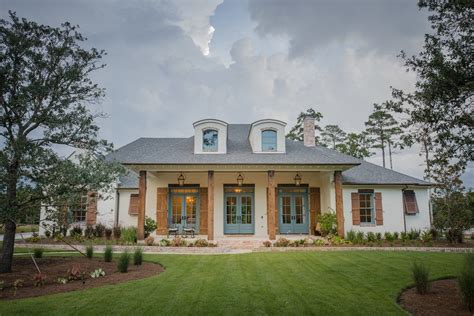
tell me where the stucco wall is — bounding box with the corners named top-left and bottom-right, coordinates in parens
top-left (116, 189), bottom-right (139, 228)
top-left (343, 185), bottom-right (431, 234)
top-left (248, 121), bottom-right (286, 153)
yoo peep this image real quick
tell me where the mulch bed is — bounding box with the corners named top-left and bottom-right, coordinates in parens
top-left (0, 256), bottom-right (164, 300)
top-left (399, 278), bottom-right (472, 315)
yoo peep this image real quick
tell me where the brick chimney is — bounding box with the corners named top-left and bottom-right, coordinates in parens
top-left (303, 116), bottom-right (315, 147)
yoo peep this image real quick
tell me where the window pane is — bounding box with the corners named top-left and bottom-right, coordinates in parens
top-left (226, 197), bottom-right (237, 224)
top-left (172, 196), bottom-right (182, 224)
top-left (185, 196), bottom-right (196, 225)
top-left (294, 196), bottom-right (303, 224)
top-left (282, 196), bottom-right (291, 224)
top-left (359, 193), bottom-right (374, 223)
top-left (262, 130), bottom-right (277, 151)
top-left (241, 196), bottom-right (252, 224)
top-left (203, 129), bottom-right (218, 152)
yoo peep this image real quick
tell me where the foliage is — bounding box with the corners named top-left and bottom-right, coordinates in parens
top-left (355, 231), bottom-right (365, 244)
top-left (286, 108), bottom-right (323, 142)
top-left (400, 232), bottom-right (409, 242)
top-left (408, 229), bottom-right (421, 241)
top-left (433, 191), bottom-right (472, 243)
top-left (145, 235), bottom-right (155, 246)
top-left (336, 132), bottom-right (374, 159)
top-left (67, 264), bottom-right (84, 281)
top-left (274, 237), bottom-right (290, 247)
top-left (160, 239), bottom-right (171, 247)
top-left (314, 239), bottom-right (325, 246)
top-left (94, 224), bottom-right (106, 238)
top-left (320, 125), bottom-right (346, 149)
top-left (121, 227), bottom-right (137, 244)
top-left (70, 226), bottom-right (83, 237)
top-left (33, 273), bottom-right (46, 287)
top-left (56, 277), bottom-right (68, 285)
top-left (366, 232), bottom-right (376, 242)
top-left (458, 254), bottom-right (474, 312)
top-left (84, 225), bottom-right (95, 239)
top-left (393, 232), bottom-right (399, 240)
top-left (318, 212), bottom-right (337, 236)
top-left (105, 228), bottom-right (112, 240)
top-left (86, 245), bottom-right (94, 259)
top-left (411, 261), bottom-right (430, 294)
top-left (329, 235), bottom-right (344, 246)
top-left (113, 225), bottom-right (122, 239)
top-left (144, 216), bottom-right (157, 238)
top-left (194, 239), bottom-right (209, 247)
top-left (375, 232), bottom-right (382, 241)
top-left (44, 230), bottom-right (51, 238)
top-left (421, 230), bottom-right (433, 243)
top-left (90, 268), bottom-right (106, 279)
top-left (104, 245), bottom-right (113, 262)
top-left (12, 279), bottom-right (23, 296)
top-left (262, 241), bottom-right (272, 247)
top-left (170, 237), bottom-right (187, 247)
top-left (346, 230), bottom-right (356, 242)
top-left (117, 251), bottom-right (130, 273)
top-left (133, 248), bottom-right (143, 265)
top-left (33, 248), bottom-right (43, 258)
top-left (384, 232), bottom-right (395, 242)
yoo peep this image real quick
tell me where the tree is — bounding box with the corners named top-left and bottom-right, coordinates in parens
top-left (286, 108), bottom-right (323, 142)
top-left (364, 103), bottom-right (402, 169)
top-left (320, 125), bottom-right (346, 149)
top-left (0, 12), bottom-right (122, 273)
top-left (336, 132), bottom-right (374, 159)
top-left (389, 0), bottom-right (473, 183)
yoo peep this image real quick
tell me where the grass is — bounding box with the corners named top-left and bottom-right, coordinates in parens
top-left (0, 251), bottom-right (466, 315)
top-left (0, 224), bottom-right (39, 234)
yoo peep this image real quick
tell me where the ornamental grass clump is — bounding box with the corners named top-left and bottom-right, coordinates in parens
top-left (104, 245), bottom-right (113, 262)
top-left (121, 227), bottom-right (137, 244)
top-left (411, 261), bottom-right (430, 294)
top-left (133, 247), bottom-right (143, 266)
top-left (33, 248), bottom-right (43, 258)
top-left (117, 251), bottom-right (130, 273)
top-left (458, 254), bottom-right (474, 312)
top-left (86, 245), bottom-right (94, 259)
top-left (346, 230), bottom-right (356, 243)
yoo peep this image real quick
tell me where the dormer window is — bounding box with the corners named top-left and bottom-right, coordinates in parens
top-left (203, 129), bottom-right (218, 152)
top-left (262, 130), bottom-right (277, 152)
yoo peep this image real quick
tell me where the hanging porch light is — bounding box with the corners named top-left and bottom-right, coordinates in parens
top-left (178, 173), bottom-right (185, 186)
top-left (294, 173), bottom-right (302, 186)
top-left (237, 173), bottom-right (244, 186)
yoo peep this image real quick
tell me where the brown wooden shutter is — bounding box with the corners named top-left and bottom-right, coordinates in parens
top-left (310, 188), bottom-right (321, 234)
top-left (86, 191), bottom-right (97, 225)
top-left (200, 188), bottom-right (208, 235)
top-left (403, 190), bottom-right (419, 214)
top-left (128, 194), bottom-right (139, 215)
top-left (274, 187), bottom-right (279, 235)
top-left (156, 188), bottom-right (168, 234)
top-left (351, 192), bottom-right (360, 225)
top-left (375, 192), bottom-right (383, 225)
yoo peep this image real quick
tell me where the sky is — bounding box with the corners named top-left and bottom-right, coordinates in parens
top-left (1, 0), bottom-right (472, 187)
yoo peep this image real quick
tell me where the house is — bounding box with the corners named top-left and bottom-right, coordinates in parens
top-left (40, 117), bottom-right (432, 240)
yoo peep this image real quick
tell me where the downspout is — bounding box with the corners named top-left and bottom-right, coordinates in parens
top-left (402, 186), bottom-right (407, 233)
top-left (115, 190), bottom-right (120, 227)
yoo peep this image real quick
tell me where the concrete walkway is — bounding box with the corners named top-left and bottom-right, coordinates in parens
top-left (0, 232), bottom-right (33, 241)
top-left (15, 242), bottom-right (474, 255)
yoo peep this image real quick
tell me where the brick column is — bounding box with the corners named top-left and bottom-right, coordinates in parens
top-left (267, 170), bottom-right (276, 240)
top-left (137, 170), bottom-right (146, 240)
top-left (334, 171), bottom-right (344, 237)
top-left (208, 171), bottom-right (214, 240)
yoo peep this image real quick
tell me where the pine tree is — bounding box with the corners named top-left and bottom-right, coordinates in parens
top-left (286, 108), bottom-right (323, 142)
top-left (336, 132), bottom-right (373, 159)
top-left (320, 125), bottom-right (346, 149)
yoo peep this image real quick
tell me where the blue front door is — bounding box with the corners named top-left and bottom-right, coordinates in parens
top-left (279, 188), bottom-right (309, 234)
top-left (169, 188), bottom-right (199, 233)
top-left (224, 186), bottom-right (254, 234)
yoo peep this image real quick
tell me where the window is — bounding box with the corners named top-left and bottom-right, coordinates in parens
top-left (262, 130), bottom-right (277, 151)
top-left (359, 190), bottom-right (374, 223)
top-left (403, 190), bottom-right (419, 214)
top-left (202, 129), bottom-right (218, 152)
top-left (70, 194), bottom-right (88, 222)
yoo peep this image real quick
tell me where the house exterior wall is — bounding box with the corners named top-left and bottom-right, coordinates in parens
top-left (343, 185), bottom-right (431, 234)
top-left (117, 189), bottom-right (139, 227)
top-left (248, 121), bottom-right (286, 153)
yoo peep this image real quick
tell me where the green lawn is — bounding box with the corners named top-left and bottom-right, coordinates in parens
top-left (0, 251), bottom-right (465, 315)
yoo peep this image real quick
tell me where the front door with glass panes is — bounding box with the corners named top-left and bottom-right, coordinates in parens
top-left (278, 187), bottom-right (309, 234)
top-left (224, 185), bottom-right (254, 234)
top-left (168, 187), bottom-right (199, 233)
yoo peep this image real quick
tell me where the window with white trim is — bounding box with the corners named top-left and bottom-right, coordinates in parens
top-left (261, 130), bottom-right (277, 152)
top-left (202, 129), bottom-right (218, 152)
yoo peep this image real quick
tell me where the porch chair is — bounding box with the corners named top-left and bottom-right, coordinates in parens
top-left (167, 223), bottom-right (179, 238)
top-left (182, 218), bottom-right (196, 238)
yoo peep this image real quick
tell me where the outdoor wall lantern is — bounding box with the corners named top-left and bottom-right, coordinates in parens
top-left (294, 173), bottom-right (302, 186)
top-left (178, 173), bottom-right (185, 186)
top-left (237, 173), bottom-right (244, 186)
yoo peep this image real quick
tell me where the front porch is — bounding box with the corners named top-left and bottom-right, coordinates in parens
top-left (131, 166), bottom-right (346, 241)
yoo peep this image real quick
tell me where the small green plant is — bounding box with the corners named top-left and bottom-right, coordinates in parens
top-left (90, 268), bottom-right (106, 279)
top-left (346, 230), bottom-right (356, 242)
top-left (384, 232), bottom-right (395, 242)
top-left (375, 232), bottom-right (382, 241)
top-left (33, 248), bottom-right (43, 258)
top-left (366, 232), bottom-right (376, 242)
top-left (13, 279), bottom-right (24, 296)
top-left (144, 216), bottom-right (157, 237)
top-left (400, 231), bottom-right (409, 242)
top-left (318, 212), bottom-right (337, 236)
top-left (458, 254), bottom-right (474, 312)
top-left (314, 239), bottom-right (325, 246)
top-left (104, 245), bottom-right (113, 262)
top-left (160, 239), bottom-right (171, 247)
top-left (57, 277), bottom-right (68, 284)
top-left (121, 227), bottom-right (137, 244)
top-left (411, 261), bottom-right (430, 294)
top-left (44, 230), bottom-right (51, 238)
top-left (170, 237), bottom-right (187, 247)
top-left (330, 235), bottom-right (344, 245)
top-left (133, 248), bottom-right (143, 265)
top-left (86, 245), bottom-right (94, 259)
top-left (113, 225), bottom-right (122, 239)
top-left (274, 237), bottom-right (290, 247)
top-left (84, 225), bottom-right (94, 239)
top-left (194, 239), bottom-right (209, 247)
top-left (94, 223), bottom-right (106, 238)
top-left (117, 251), bottom-right (130, 273)
top-left (70, 225), bottom-right (83, 237)
top-left (421, 230), bottom-right (433, 243)
top-left (393, 232), bottom-right (399, 240)
top-left (355, 231), bottom-right (365, 244)
top-left (408, 229), bottom-right (421, 240)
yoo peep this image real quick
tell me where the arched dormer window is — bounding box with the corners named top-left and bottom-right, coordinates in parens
top-left (203, 129), bottom-right (218, 152)
top-left (261, 130), bottom-right (277, 152)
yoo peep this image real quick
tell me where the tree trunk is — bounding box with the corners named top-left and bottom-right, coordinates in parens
top-left (0, 219), bottom-right (16, 273)
top-left (388, 141), bottom-right (393, 169)
top-left (381, 138), bottom-right (386, 168)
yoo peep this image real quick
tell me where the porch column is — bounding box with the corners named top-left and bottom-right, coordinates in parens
top-left (334, 171), bottom-right (344, 237)
top-left (137, 170), bottom-right (147, 240)
top-left (208, 170), bottom-right (214, 240)
top-left (267, 170), bottom-right (276, 240)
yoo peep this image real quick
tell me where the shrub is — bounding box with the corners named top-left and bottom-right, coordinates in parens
top-left (318, 212), bottom-right (337, 236)
top-left (194, 239), bottom-right (209, 247)
top-left (86, 245), bottom-right (94, 259)
top-left (160, 239), bottom-right (171, 247)
top-left (94, 223), bottom-right (106, 238)
top-left (90, 268), bottom-right (106, 279)
top-left (84, 225), bottom-right (94, 239)
top-left (113, 225), bottom-right (122, 239)
top-left (400, 231), bottom-right (409, 242)
top-left (393, 232), bottom-right (399, 240)
top-left (355, 231), bottom-right (365, 244)
top-left (145, 235), bottom-right (155, 246)
top-left (366, 232), bottom-right (376, 242)
top-left (104, 245), bottom-right (113, 262)
top-left (105, 228), bottom-right (113, 240)
top-left (421, 230), bottom-right (433, 243)
top-left (408, 229), bottom-right (421, 240)
top-left (346, 230), bottom-right (356, 242)
top-left (330, 235), bottom-right (344, 245)
top-left (384, 232), bottom-right (395, 242)
top-left (117, 251), bottom-right (130, 273)
top-left (274, 237), bottom-right (290, 247)
top-left (144, 216), bottom-right (157, 237)
top-left (121, 227), bottom-right (137, 244)
top-left (33, 273), bottom-right (46, 287)
top-left (411, 261), bottom-right (430, 294)
top-left (458, 254), bottom-right (474, 312)
top-left (33, 248), bottom-right (43, 258)
top-left (314, 239), bottom-right (325, 246)
top-left (133, 248), bottom-right (143, 265)
top-left (44, 230), bottom-right (51, 238)
top-left (170, 237), bottom-right (187, 247)
top-left (70, 225), bottom-right (83, 237)
top-left (375, 232), bottom-right (382, 241)
top-left (262, 241), bottom-right (272, 247)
